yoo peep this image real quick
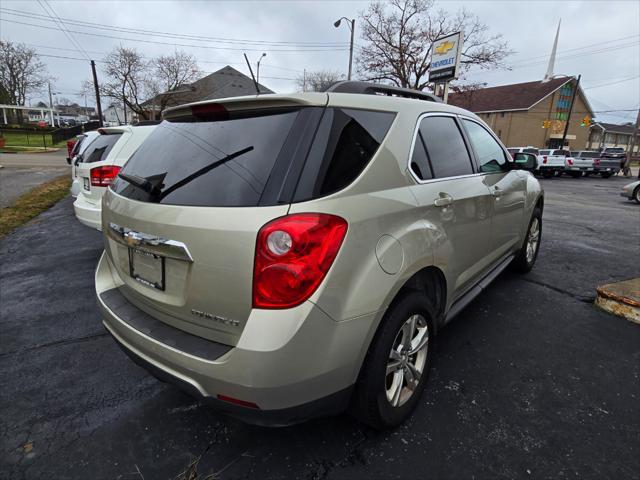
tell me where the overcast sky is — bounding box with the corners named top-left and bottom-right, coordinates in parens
top-left (1, 0), bottom-right (638, 124)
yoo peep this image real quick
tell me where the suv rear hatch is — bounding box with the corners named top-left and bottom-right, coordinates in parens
top-left (102, 95), bottom-right (396, 346)
top-left (76, 128), bottom-right (127, 203)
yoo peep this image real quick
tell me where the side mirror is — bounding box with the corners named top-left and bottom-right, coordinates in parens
top-left (513, 153), bottom-right (537, 171)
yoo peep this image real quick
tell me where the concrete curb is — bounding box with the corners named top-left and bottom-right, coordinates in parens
top-left (595, 278), bottom-right (640, 324)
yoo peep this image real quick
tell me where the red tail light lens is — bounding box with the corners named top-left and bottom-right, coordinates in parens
top-left (253, 213), bottom-right (348, 309)
top-left (594, 158), bottom-right (600, 166)
top-left (90, 165), bottom-right (121, 187)
top-left (543, 156), bottom-right (548, 164)
top-left (567, 159), bottom-right (574, 166)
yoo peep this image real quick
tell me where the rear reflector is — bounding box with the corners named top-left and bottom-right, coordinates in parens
top-left (253, 213), bottom-right (348, 309)
top-left (217, 394), bottom-right (259, 409)
top-left (90, 165), bottom-right (121, 187)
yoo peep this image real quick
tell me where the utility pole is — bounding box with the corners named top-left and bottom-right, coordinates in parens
top-left (91, 60), bottom-right (104, 127)
top-left (624, 108), bottom-right (640, 177)
top-left (348, 18), bottom-right (354, 81)
top-left (561, 74), bottom-right (581, 149)
top-left (303, 69), bottom-right (307, 92)
top-left (48, 83), bottom-right (55, 127)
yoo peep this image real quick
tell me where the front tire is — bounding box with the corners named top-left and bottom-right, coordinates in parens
top-left (350, 292), bottom-right (435, 430)
top-left (512, 207), bottom-right (542, 273)
top-left (634, 186), bottom-right (640, 204)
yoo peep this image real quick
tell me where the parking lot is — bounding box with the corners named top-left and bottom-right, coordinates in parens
top-left (1, 174), bottom-right (638, 479)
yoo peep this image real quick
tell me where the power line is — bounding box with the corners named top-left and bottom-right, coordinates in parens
top-left (0, 8), bottom-right (349, 48)
top-left (0, 17), bottom-right (350, 52)
top-left (37, 1), bottom-right (89, 62)
top-left (583, 76), bottom-right (640, 90)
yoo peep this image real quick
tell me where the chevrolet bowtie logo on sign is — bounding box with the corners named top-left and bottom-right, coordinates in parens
top-left (435, 40), bottom-right (455, 55)
top-left (429, 32), bottom-right (463, 83)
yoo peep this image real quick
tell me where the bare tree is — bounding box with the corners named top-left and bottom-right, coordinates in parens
top-left (101, 46), bottom-right (150, 121)
top-left (0, 41), bottom-right (48, 121)
top-left (295, 70), bottom-right (345, 92)
top-left (356, 0), bottom-right (511, 90)
top-left (146, 51), bottom-right (200, 113)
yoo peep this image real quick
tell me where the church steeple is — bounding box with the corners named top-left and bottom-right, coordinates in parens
top-left (543, 19), bottom-right (561, 82)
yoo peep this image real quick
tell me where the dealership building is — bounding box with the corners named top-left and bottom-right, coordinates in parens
top-left (448, 76), bottom-right (594, 150)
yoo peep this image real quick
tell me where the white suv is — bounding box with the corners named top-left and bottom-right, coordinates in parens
top-left (73, 125), bottom-right (156, 230)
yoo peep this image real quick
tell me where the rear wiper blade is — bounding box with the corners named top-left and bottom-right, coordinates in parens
top-left (158, 145), bottom-right (254, 200)
top-left (117, 172), bottom-right (162, 195)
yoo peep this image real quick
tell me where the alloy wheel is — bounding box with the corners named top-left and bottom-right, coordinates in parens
top-left (385, 314), bottom-right (429, 407)
top-left (526, 217), bottom-right (540, 263)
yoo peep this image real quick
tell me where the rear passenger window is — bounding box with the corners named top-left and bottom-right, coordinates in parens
top-left (462, 119), bottom-right (508, 173)
top-left (418, 116), bottom-right (473, 178)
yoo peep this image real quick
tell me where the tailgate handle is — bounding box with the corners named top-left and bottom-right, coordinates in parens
top-left (108, 223), bottom-right (194, 263)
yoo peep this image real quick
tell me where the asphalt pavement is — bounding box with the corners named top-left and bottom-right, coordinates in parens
top-left (1, 174), bottom-right (639, 479)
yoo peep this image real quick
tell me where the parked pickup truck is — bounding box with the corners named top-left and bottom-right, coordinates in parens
top-left (596, 147), bottom-right (625, 178)
top-left (538, 149), bottom-right (569, 177)
top-left (569, 151), bottom-right (597, 177)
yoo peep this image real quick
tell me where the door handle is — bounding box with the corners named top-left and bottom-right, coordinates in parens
top-left (491, 186), bottom-right (502, 198)
top-left (434, 193), bottom-right (453, 207)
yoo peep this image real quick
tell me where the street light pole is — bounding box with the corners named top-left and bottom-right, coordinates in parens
top-left (334, 17), bottom-right (355, 80)
top-left (257, 52), bottom-right (267, 86)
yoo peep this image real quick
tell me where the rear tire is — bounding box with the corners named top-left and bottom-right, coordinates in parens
top-left (542, 171), bottom-right (553, 179)
top-left (601, 172), bottom-right (612, 178)
top-left (350, 291), bottom-right (436, 430)
top-left (512, 207), bottom-right (542, 273)
top-left (570, 172), bottom-right (581, 178)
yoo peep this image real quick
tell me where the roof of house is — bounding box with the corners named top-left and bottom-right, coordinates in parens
top-left (448, 76), bottom-right (580, 113)
top-left (592, 122), bottom-right (636, 135)
top-left (144, 66), bottom-right (273, 109)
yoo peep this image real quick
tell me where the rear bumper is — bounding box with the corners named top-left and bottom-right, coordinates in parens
top-left (73, 194), bottom-right (102, 231)
top-left (95, 252), bottom-right (375, 425)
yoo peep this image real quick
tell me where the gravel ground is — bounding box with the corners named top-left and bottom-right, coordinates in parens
top-left (1, 174), bottom-right (638, 479)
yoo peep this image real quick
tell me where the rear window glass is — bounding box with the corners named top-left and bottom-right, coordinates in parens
top-left (579, 152), bottom-right (599, 158)
top-left (112, 110), bottom-right (300, 207)
top-left (82, 133), bottom-right (122, 163)
top-left (539, 150), bottom-right (550, 155)
top-left (507, 148), bottom-right (519, 156)
top-left (523, 148), bottom-right (538, 154)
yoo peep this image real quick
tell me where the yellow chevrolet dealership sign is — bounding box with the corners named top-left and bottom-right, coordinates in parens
top-left (429, 32), bottom-right (463, 83)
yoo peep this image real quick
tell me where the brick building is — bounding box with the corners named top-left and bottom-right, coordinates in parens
top-left (587, 122), bottom-right (639, 153)
top-left (448, 76), bottom-right (594, 150)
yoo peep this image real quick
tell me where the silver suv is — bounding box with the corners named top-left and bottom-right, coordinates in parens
top-left (96, 82), bottom-right (543, 429)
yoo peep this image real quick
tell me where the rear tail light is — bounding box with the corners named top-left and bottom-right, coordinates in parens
top-left (253, 213), bottom-right (348, 309)
top-left (543, 156), bottom-right (548, 164)
top-left (594, 158), bottom-right (600, 166)
top-left (90, 165), bottom-right (121, 187)
top-left (567, 158), bottom-right (574, 166)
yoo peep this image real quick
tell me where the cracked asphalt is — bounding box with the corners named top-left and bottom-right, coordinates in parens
top-left (1, 174), bottom-right (639, 479)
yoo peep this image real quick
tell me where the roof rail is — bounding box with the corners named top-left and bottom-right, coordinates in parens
top-left (324, 81), bottom-right (441, 103)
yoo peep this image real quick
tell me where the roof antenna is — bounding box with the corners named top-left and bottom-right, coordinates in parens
top-left (243, 53), bottom-right (261, 95)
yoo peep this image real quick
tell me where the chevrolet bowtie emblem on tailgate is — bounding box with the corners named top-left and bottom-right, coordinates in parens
top-left (435, 40), bottom-right (455, 55)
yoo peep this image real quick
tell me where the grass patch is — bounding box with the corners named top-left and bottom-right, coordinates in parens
top-left (2, 130), bottom-right (55, 148)
top-left (0, 174), bottom-right (71, 238)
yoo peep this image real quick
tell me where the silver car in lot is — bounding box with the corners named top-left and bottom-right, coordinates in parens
top-left (95, 82), bottom-right (543, 429)
top-left (621, 179), bottom-right (640, 203)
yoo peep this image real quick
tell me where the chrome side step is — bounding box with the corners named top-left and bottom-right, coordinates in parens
top-left (445, 254), bottom-right (515, 323)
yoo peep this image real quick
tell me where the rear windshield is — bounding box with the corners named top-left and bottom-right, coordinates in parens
top-left (507, 148), bottom-right (519, 156)
top-left (539, 150), bottom-right (550, 155)
top-left (81, 133), bottom-right (123, 163)
top-left (579, 151), bottom-right (600, 158)
top-left (523, 148), bottom-right (538, 154)
top-left (113, 107), bottom-right (395, 207)
top-left (604, 148), bottom-right (624, 153)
